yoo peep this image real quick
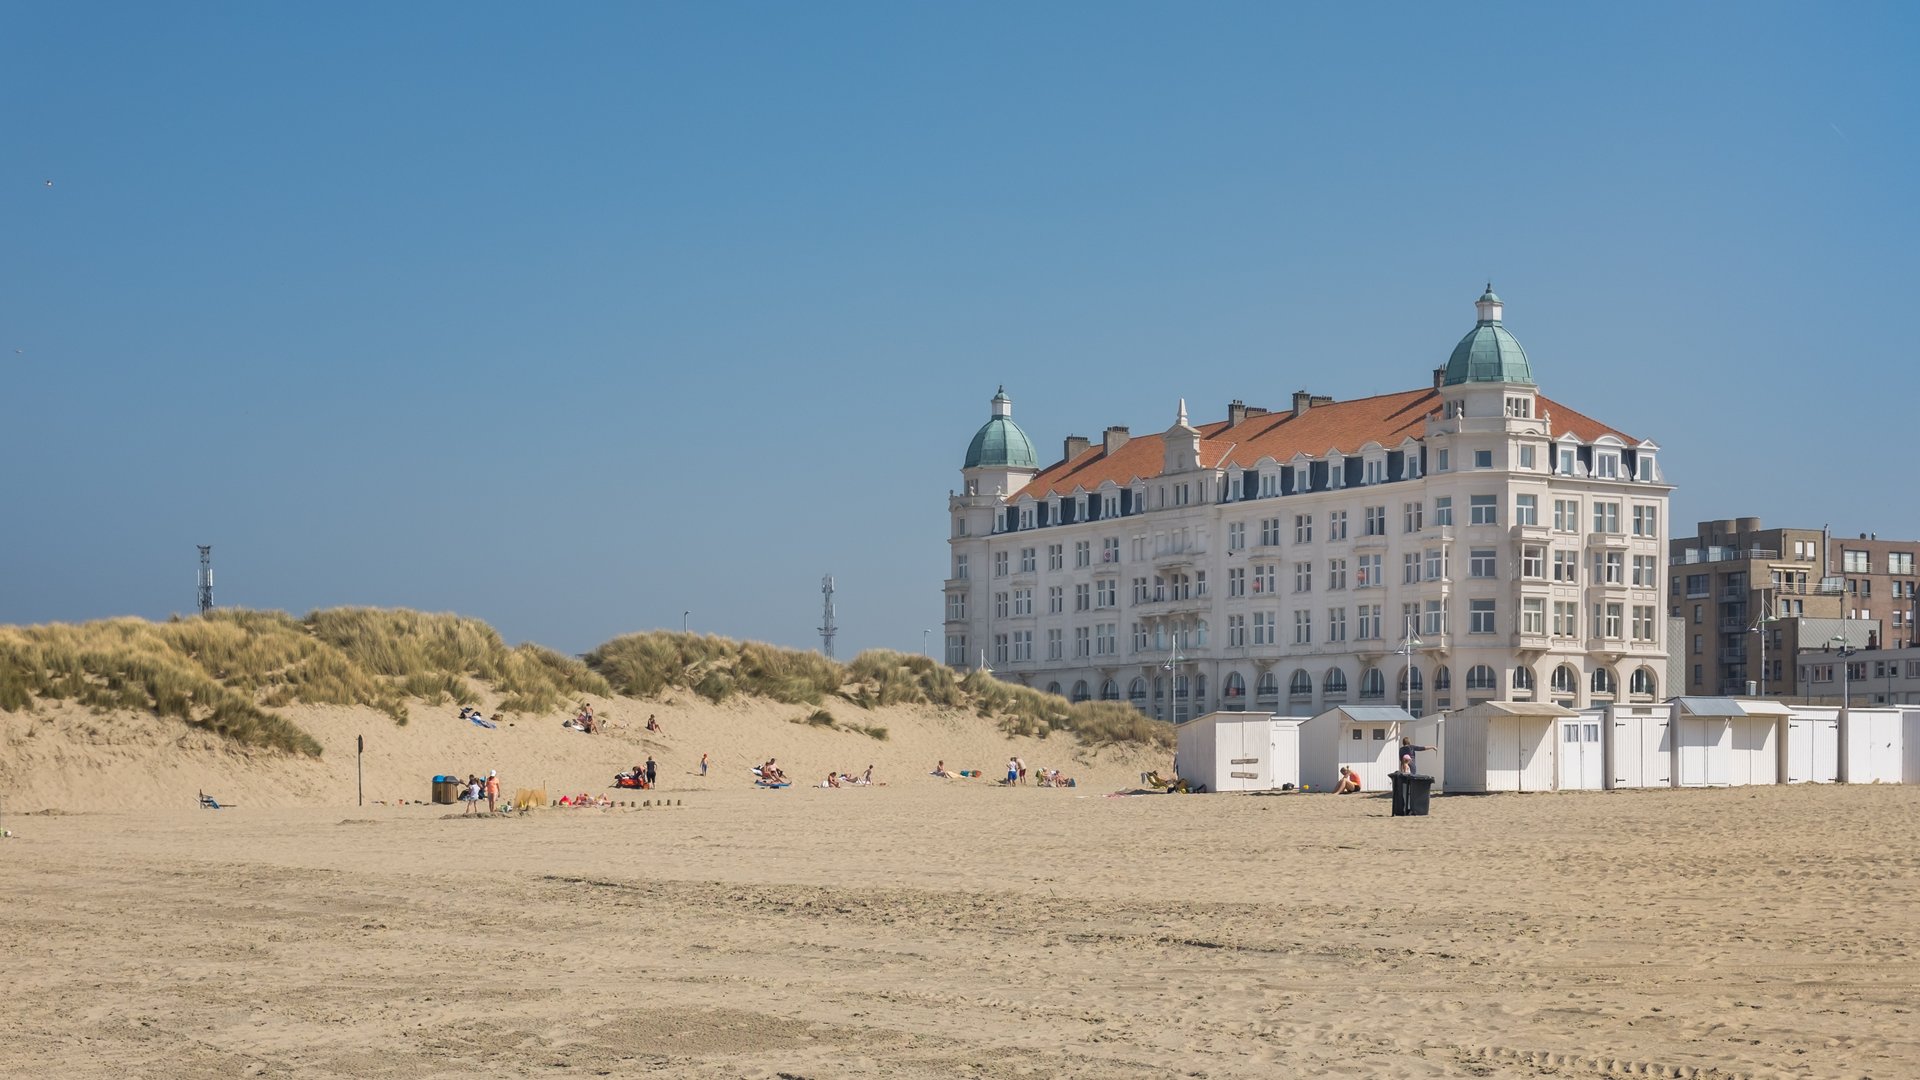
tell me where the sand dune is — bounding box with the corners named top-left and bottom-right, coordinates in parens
top-left (0, 691), bottom-right (1159, 813)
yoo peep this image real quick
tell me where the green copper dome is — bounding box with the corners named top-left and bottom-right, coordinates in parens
top-left (1442, 284), bottom-right (1534, 386)
top-left (964, 386), bottom-right (1038, 469)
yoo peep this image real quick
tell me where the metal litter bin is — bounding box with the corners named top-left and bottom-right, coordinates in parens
top-left (1390, 773), bottom-right (1433, 817)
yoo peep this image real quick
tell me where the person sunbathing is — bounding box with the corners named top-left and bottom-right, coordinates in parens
top-left (932, 760), bottom-right (958, 779)
top-left (1335, 766), bottom-right (1363, 795)
top-left (826, 773), bottom-right (841, 788)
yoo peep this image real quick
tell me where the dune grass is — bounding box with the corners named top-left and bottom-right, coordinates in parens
top-left (0, 610), bottom-right (1172, 755)
top-left (587, 635), bottom-right (1172, 749)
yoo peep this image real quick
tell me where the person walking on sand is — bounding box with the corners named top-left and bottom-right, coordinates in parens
top-left (484, 770), bottom-right (499, 815)
top-left (699, 753), bottom-right (708, 777)
top-left (644, 756), bottom-right (657, 788)
top-left (462, 774), bottom-right (481, 815)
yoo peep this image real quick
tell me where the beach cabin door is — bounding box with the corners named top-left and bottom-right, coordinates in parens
top-left (1611, 712), bottom-right (1672, 789)
top-left (1557, 718), bottom-right (1604, 790)
top-left (1786, 717), bottom-right (1838, 783)
top-left (1677, 718), bottom-right (1730, 787)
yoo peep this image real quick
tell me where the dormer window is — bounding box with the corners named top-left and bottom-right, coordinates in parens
top-left (1557, 447), bottom-right (1577, 476)
top-left (1019, 506), bottom-right (1035, 529)
top-left (1405, 452), bottom-right (1423, 480)
top-left (1104, 493), bottom-right (1121, 517)
top-left (1293, 464), bottom-right (1310, 492)
top-left (1326, 456), bottom-right (1344, 489)
top-left (1364, 458), bottom-right (1385, 485)
top-left (1505, 396), bottom-right (1531, 419)
top-left (1595, 452), bottom-right (1620, 480)
top-left (1635, 454), bottom-right (1656, 482)
top-left (1260, 472), bottom-right (1280, 497)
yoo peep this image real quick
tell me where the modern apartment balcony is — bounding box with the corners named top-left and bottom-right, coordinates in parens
top-left (1719, 617), bottom-right (1752, 632)
top-left (1718, 647), bottom-right (1751, 664)
top-left (1719, 586), bottom-right (1750, 601)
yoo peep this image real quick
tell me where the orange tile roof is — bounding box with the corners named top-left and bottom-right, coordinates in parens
top-left (1014, 388), bottom-right (1636, 501)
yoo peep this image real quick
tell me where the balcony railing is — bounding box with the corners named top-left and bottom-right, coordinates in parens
top-left (1672, 546), bottom-right (1780, 565)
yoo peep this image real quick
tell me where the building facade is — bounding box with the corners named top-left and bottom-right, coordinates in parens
top-left (945, 288), bottom-right (1673, 720)
top-left (1669, 520), bottom-right (1918, 697)
top-left (1797, 642), bottom-right (1920, 706)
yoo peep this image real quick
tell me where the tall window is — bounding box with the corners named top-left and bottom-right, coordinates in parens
top-left (1013, 588), bottom-right (1032, 616)
top-left (1259, 518), bottom-right (1281, 546)
top-left (1632, 555), bottom-right (1658, 587)
top-left (1404, 502), bottom-right (1423, 533)
top-left (994, 592), bottom-right (1009, 618)
top-left (1020, 547), bottom-right (1036, 573)
top-left (1404, 552), bottom-right (1422, 584)
top-left (946, 635), bottom-right (966, 665)
top-left (1553, 498), bottom-right (1579, 532)
top-left (1074, 541), bottom-right (1090, 568)
top-left (1075, 583), bottom-right (1090, 611)
top-left (1227, 568), bottom-right (1245, 597)
top-left (1470, 549), bottom-right (1497, 578)
top-left (1515, 494), bottom-right (1538, 526)
top-left (1047, 544), bottom-right (1063, 571)
top-left (1553, 601), bottom-right (1579, 637)
top-left (1631, 605), bottom-right (1657, 641)
top-left (1293, 610), bottom-right (1312, 644)
top-left (1048, 586), bottom-right (1063, 614)
top-left (947, 593), bottom-right (967, 620)
top-left (1227, 614), bottom-right (1245, 647)
top-left (1592, 501), bottom-right (1621, 534)
top-left (1294, 561), bottom-right (1313, 593)
top-left (1521, 545), bottom-right (1545, 579)
top-left (1327, 558), bottom-right (1347, 590)
top-left (1594, 602), bottom-right (1623, 639)
top-left (1553, 550), bottom-right (1579, 583)
top-left (994, 551), bottom-right (1008, 577)
top-left (1425, 548), bottom-right (1448, 581)
top-left (1522, 597), bottom-right (1546, 635)
top-left (1227, 523), bottom-right (1245, 551)
top-left (1632, 505), bottom-right (1659, 538)
top-left (1327, 607), bottom-right (1347, 642)
top-left (1363, 506), bottom-right (1385, 536)
top-left (1294, 514), bottom-right (1313, 543)
top-left (1469, 494), bottom-right (1497, 525)
top-left (1469, 599), bottom-right (1496, 634)
top-left (1357, 554), bottom-right (1383, 588)
top-left (1327, 511), bottom-right (1348, 541)
top-left (1357, 604), bottom-right (1381, 639)
top-left (1434, 497), bottom-right (1453, 526)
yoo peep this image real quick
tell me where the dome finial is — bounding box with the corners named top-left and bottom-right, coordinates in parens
top-left (990, 386), bottom-right (1012, 418)
top-left (1177, 398), bottom-right (1189, 426)
top-left (1474, 284), bottom-right (1503, 323)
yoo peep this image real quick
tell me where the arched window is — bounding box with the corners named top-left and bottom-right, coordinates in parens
top-left (1551, 664), bottom-right (1578, 694)
top-left (1071, 679), bottom-right (1090, 703)
top-left (1324, 668), bottom-right (1348, 696)
top-left (1358, 668), bottom-right (1386, 699)
top-left (1223, 671), bottom-right (1247, 702)
top-left (1434, 665), bottom-right (1451, 691)
top-left (1512, 666), bottom-right (1535, 691)
top-left (1466, 664), bottom-right (1498, 691)
top-left (1258, 671), bottom-right (1281, 703)
top-left (1591, 668), bottom-right (1617, 695)
top-left (1046, 682), bottom-right (1062, 697)
top-left (1100, 678), bottom-right (1120, 701)
top-left (1174, 675), bottom-right (1190, 698)
top-left (1398, 666), bottom-right (1424, 692)
top-left (1629, 668), bottom-right (1656, 698)
top-left (1128, 677), bottom-right (1148, 706)
top-left (1288, 669), bottom-right (1312, 698)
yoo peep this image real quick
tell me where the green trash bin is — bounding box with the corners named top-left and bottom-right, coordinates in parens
top-left (1390, 773), bottom-right (1433, 817)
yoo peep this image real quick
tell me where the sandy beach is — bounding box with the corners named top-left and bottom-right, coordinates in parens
top-left (3, 778), bottom-right (1915, 1079)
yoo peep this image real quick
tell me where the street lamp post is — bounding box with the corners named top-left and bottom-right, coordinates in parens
top-left (682, 610), bottom-right (690, 634)
top-left (1398, 613), bottom-right (1424, 716)
top-left (1749, 613), bottom-right (1779, 696)
top-left (923, 629), bottom-right (930, 657)
top-left (1831, 634), bottom-right (1856, 710)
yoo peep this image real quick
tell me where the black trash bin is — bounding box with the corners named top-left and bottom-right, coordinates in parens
top-left (1389, 773), bottom-right (1434, 817)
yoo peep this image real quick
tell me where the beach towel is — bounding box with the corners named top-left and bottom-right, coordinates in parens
top-left (470, 714), bottom-right (497, 729)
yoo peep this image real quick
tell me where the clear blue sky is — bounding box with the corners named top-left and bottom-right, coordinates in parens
top-left (3, 3), bottom-right (1915, 655)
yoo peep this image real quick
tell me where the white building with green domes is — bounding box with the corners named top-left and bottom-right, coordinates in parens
top-left (945, 287), bottom-right (1672, 720)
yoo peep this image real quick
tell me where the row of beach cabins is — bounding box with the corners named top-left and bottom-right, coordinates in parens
top-left (1176, 698), bottom-right (1920, 795)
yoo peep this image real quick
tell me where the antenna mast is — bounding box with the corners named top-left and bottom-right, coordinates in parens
top-left (197, 546), bottom-right (214, 614)
top-left (818, 574), bottom-right (837, 658)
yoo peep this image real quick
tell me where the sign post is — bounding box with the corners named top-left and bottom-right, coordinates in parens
top-left (357, 735), bottom-right (364, 807)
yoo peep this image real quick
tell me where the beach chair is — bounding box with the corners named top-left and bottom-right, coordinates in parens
top-left (198, 791), bottom-right (228, 810)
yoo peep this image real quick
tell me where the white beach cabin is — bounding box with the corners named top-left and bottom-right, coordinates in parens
top-left (1592, 703), bottom-right (1674, 789)
top-left (1175, 712), bottom-right (1306, 792)
top-left (1841, 707), bottom-right (1906, 784)
top-left (1670, 697), bottom-right (1789, 787)
top-left (1784, 706), bottom-right (1841, 784)
top-left (1299, 706), bottom-right (1420, 794)
top-left (1442, 701), bottom-right (1573, 793)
